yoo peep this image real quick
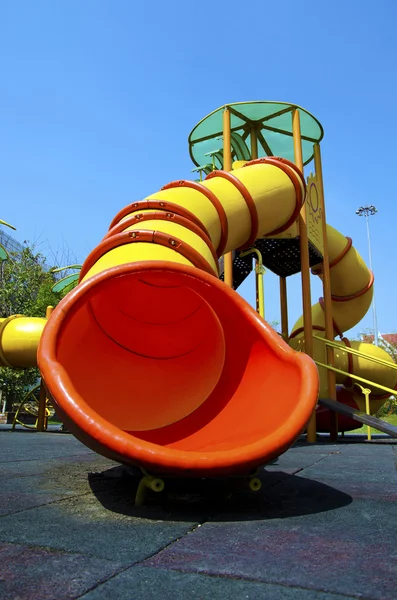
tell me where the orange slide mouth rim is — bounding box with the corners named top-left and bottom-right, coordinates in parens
top-left (38, 261), bottom-right (319, 475)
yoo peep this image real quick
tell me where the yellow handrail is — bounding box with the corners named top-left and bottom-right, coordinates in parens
top-left (240, 248), bottom-right (265, 319)
top-left (313, 335), bottom-right (397, 371)
top-left (314, 360), bottom-right (397, 397)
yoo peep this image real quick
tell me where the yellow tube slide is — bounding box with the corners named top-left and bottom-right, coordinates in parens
top-left (36, 157), bottom-right (319, 476)
top-left (290, 225), bottom-right (397, 400)
top-left (0, 316), bottom-right (46, 368)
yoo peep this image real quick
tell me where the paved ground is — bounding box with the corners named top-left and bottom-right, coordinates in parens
top-left (0, 427), bottom-right (396, 599)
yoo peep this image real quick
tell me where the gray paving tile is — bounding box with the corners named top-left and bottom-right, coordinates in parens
top-left (0, 453), bottom-right (112, 478)
top-left (0, 476), bottom-right (79, 517)
top-left (2, 432), bottom-right (396, 599)
top-left (0, 431), bottom-right (92, 462)
top-left (79, 565), bottom-right (358, 600)
top-left (143, 465), bottom-right (397, 600)
top-left (0, 494), bottom-right (198, 563)
top-left (0, 541), bottom-right (123, 600)
top-left (143, 516), bottom-right (397, 600)
top-left (0, 454), bottom-right (116, 517)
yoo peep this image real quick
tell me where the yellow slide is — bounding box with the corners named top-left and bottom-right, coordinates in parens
top-left (289, 224), bottom-right (397, 411)
top-left (0, 316), bottom-right (46, 368)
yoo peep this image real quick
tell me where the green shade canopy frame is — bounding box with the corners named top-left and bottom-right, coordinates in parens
top-left (188, 101), bottom-right (324, 170)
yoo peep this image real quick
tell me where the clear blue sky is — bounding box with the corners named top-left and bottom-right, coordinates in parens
top-left (1, 0), bottom-right (396, 337)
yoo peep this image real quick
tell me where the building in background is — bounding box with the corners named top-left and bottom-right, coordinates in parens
top-left (0, 227), bottom-right (25, 255)
top-left (361, 333), bottom-right (397, 353)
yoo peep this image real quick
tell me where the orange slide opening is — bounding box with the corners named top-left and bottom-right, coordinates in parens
top-left (39, 262), bottom-right (318, 477)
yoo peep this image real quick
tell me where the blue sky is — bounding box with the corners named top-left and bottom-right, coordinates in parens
top-left (1, 0), bottom-right (396, 337)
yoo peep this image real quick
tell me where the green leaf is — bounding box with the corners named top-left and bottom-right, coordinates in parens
top-left (51, 273), bottom-right (79, 292)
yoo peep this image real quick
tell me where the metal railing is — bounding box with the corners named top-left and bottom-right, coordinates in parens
top-left (313, 335), bottom-right (397, 372)
top-left (312, 335), bottom-right (396, 440)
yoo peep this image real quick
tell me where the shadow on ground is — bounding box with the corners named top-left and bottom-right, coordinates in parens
top-left (88, 464), bottom-right (352, 522)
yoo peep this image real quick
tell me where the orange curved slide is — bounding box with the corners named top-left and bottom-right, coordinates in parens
top-left (38, 158), bottom-right (319, 477)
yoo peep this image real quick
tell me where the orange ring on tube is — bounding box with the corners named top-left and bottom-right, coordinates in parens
top-left (161, 180), bottom-right (229, 257)
top-left (331, 271), bottom-right (374, 302)
top-left (243, 157), bottom-right (305, 236)
top-left (244, 156), bottom-right (306, 188)
top-left (312, 237), bottom-right (353, 275)
top-left (79, 230), bottom-right (218, 282)
top-left (205, 170), bottom-right (259, 250)
top-left (288, 324), bottom-right (325, 341)
top-left (103, 211), bottom-right (219, 274)
top-left (108, 199), bottom-right (210, 239)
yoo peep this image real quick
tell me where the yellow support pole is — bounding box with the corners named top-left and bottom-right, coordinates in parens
top-left (280, 277), bottom-right (289, 341)
top-left (251, 249), bottom-right (265, 319)
top-left (37, 306), bottom-right (53, 432)
top-left (293, 108), bottom-right (316, 442)
top-left (354, 383), bottom-right (372, 441)
top-left (314, 143), bottom-right (338, 440)
top-left (364, 388), bottom-right (372, 441)
top-left (240, 248), bottom-right (265, 319)
top-left (255, 259), bottom-right (265, 319)
top-left (223, 107), bottom-right (233, 287)
top-left (135, 473), bottom-right (165, 507)
top-left (250, 126), bottom-right (258, 159)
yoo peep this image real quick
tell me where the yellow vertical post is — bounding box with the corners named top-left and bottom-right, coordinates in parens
top-left (255, 263), bottom-right (265, 319)
top-left (364, 389), bottom-right (372, 441)
top-left (223, 107), bottom-right (233, 287)
top-left (314, 143), bottom-right (338, 440)
top-left (37, 306), bottom-right (53, 432)
top-left (280, 277), bottom-right (289, 341)
top-left (293, 108), bottom-right (316, 442)
top-left (254, 250), bottom-right (265, 319)
top-left (249, 124), bottom-right (261, 318)
top-left (250, 126), bottom-right (258, 159)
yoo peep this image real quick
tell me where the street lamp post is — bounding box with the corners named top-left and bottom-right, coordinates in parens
top-left (356, 205), bottom-right (379, 346)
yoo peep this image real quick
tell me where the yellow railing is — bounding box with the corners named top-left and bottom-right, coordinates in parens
top-left (314, 359), bottom-right (395, 440)
top-left (314, 360), bottom-right (397, 398)
top-left (312, 336), bottom-right (396, 440)
top-left (313, 334), bottom-right (397, 371)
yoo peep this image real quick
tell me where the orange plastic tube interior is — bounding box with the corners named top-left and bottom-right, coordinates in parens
top-left (40, 262), bottom-right (318, 476)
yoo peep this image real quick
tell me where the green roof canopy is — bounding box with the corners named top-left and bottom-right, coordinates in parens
top-left (188, 101), bottom-right (323, 169)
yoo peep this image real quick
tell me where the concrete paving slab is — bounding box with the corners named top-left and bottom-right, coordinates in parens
top-left (143, 515), bottom-right (397, 600)
top-left (0, 541), bottom-right (124, 600)
top-left (0, 452), bottom-right (117, 517)
top-left (0, 475), bottom-right (81, 517)
top-left (79, 565), bottom-right (359, 600)
top-left (0, 493), bottom-right (198, 563)
top-left (143, 451), bottom-right (397, 600)
top-left (0, 430), bottom-right (93, 462)
top-left (1, 431), bottom-right (396, 599)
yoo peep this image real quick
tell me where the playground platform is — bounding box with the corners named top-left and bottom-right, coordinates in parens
top-left (0, 427), bottom-right (396, 600)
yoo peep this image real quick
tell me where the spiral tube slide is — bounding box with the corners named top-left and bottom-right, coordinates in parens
top-left (290, 225), bottom-right (397, 405)
top-left (38, 158), bottom-right (318, 476)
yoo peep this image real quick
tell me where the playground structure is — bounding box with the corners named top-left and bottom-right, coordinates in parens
top-left (11, 382), bottom-right (54, 430)
top-left (2, 101), bottom-right (397, 490)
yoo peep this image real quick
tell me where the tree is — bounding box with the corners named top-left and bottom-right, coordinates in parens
top-left (0, 243), bottom-right (62, 410)
top-left (0, 244), bottom-right (61, 317)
